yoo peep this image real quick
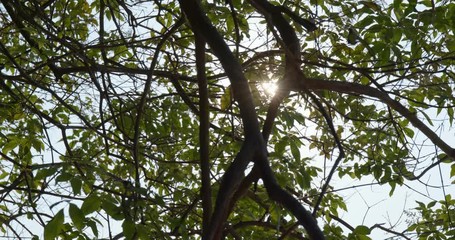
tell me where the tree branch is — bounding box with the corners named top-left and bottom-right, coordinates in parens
top-left (301, 78), bottom-right (455, 161)
top-left (178, 1), bottom-right (265, 239)
top-left (195, 30), bottom-right (213, 236)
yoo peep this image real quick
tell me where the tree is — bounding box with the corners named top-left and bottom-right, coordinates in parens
top-left (0, 0), bottom-right (454, 239)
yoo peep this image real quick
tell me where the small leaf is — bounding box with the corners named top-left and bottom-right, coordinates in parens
top-left (69, 203), bottom-right (85, 230)
top-left (56, 172), bottom-right (72, 182)
top-left (2, 140), bottom-right (18, 154)
top-left (220, 87), bottom-right (232, 111)
top-left (407, 223), bottom-right (418, 231)
top-left (354, 225), bottom-right (371, 235)
top-left (299, 170), bottom-right (311, 189)
top-left (290, 141), bottom-right (300, 161)
top-left (438, 153), bottom-right (450, 163)
top-left (0, 171), bottom-right (7, 180)
top-left (357, 235), bottom-right (372, 240)
top-left (34, 167), bottom-right (58, 181)
top-left (44, 209), bottom-right (64, 240)
top-left (448, 107), bottom-right (454, 126)
top-left (427, 201), bottom-right (436, 208)
top-left (421, 111), bottom-right (434, 126)
top-left (360, 1), bottom-right (381, 11)
top-left (71, 178), bottom-right (82, 195)
top-left (123, 219), bottom-right (136, 240)
top-left (415, 200), bottom-right (426, 209)
top-left (389, 181), bottom-right (396, 196)
top-left (87, 219), bottom-right (99, 237)
top-left (347, 28), bottom-right (358, 45)
top-left (274, 138), bottom-right (287, 155)
top-left (102, 199), bottom-right (123, 220)
top-left (81, 194), bottom-right (101, 215)
top-left (403, 127), bottom-right (414, 138)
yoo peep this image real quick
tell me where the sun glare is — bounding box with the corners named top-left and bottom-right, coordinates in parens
top-left (261, 81), bottom-right (278, 96)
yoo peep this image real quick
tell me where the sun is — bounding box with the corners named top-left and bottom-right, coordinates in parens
top-left (261, 81), bottom-right (278, 96)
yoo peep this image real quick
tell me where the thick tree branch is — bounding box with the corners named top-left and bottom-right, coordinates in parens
top-left (178, 1), bottom-right (265, 239)
top-left (180, 0), bottom-right (325, 239)
top-left (195, 30), bottom-right (213, 236)
top-left (180, 1), bottom-right (325, 239)
top-left (248, 0), bottom-right (327, 239)
top-left (301, 78), bottom-right (455, 160)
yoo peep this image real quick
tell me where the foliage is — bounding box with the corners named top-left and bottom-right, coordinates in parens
top-left (0, 0), bottom-right (454, 239)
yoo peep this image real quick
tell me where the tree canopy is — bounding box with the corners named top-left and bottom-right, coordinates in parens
top-left (0, 0), bottom-right (454, 239)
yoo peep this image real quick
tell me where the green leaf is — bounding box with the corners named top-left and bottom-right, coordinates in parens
top-left (0, 171), bottom-right (7, 180)
top-left (274, 138), bottom-right (287, 155)
top-left (44, 209), bottom-right (64, 240)
top-left (347, 28), bottom-right (358, 45)
top-left (136, 224), bottom-right (149, 239)
top-left (2, 139), bottom-right (18, 154)
top-left (451, 164), bottom-right (455, 177)
top-left (421, 111), bottom-right (434, 126)
top-left (290, 141), bottom-right (301, 161)
top-left (357, 235), bottom-right (372, 240)
top-left (415, 200), bottom-right (426, 210)
top-left (56, 172), bottom-right (72, 182)
top-left (407, 223), bottom-right (418, 231)
top-left (34, 167), bottom-right (58, 181)
top-left (102, 199), bottom-right (124, 220)
top-left (81, 194), bottom-right (101, 215)
top-left (69, 203), bottom-right (85, 230)
top-left (123, 219), bottom-right (136, 240)
top-left (220, 87), bottom-right (232, 111)
top-left (300, 170), bottom-right (311, 189)
top-left (403, 127), bottom-right (414, 138)
top-left (360, 1), bottom-right (381, 11)
top-left (87, 219), bottom-right (98, 237)
top-left (354, 225), bottom-right (371, 235)
top-left (389, 181), bottom-right (396, 196)
top-left (427, 201), bottom-right (436, 208)
top-left (393, 0), bottom-right (403, 19)
top-left (448, 107), bottom-right (454, 125)
top-left (226, 15), bottom-right (234, 33)
top-left (71, 178), bottom-right (82, 195)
